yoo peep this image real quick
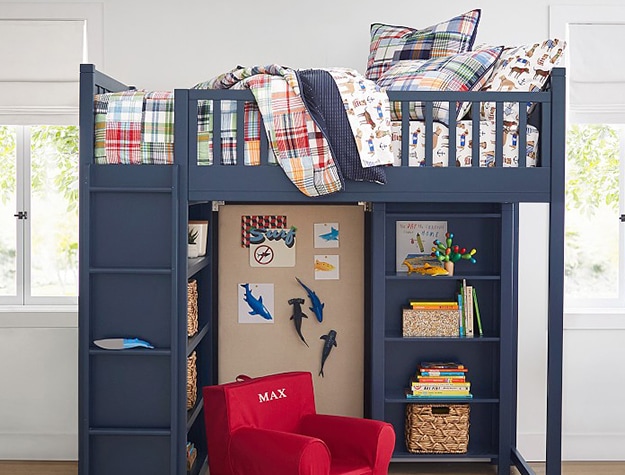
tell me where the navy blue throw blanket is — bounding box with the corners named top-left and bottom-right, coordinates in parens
top-left (296, 69), bottom-right (387, 185)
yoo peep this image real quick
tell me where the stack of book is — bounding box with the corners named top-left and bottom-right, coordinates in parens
top-left (406, 361), bottom-right (472, 399)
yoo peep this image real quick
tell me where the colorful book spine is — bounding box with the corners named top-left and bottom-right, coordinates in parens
top-left (406, 392), bottom-right (473, 399)
top-left (473, 286), bottom-right (484, 337)
top-left (466, 285), bottom-right (474, 338)
top-left (411, 383), bottom-right (471, 391)
top-left (457, 292), bottom-right (464, 337)
top-left (419, 362), bottom-right (465, 369)
top-left (415, 377), bottom-right (466, 383)
top-left (419, 370), bottom-right (467, 376)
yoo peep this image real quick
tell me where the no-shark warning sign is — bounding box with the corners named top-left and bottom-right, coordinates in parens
top-left (249, 226), bottom-right (297, 267)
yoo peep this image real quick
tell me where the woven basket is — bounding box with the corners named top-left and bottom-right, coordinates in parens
top-left (405, 404), bottom-right (470, 454)
top-left (187, 351), bottom-right (197, 410)
top-left (187, 280), bottom-right (198, 337)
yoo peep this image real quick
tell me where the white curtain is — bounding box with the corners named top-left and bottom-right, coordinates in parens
top-left (0, 20), bottom-right (84, 125)
top-left (568, 22), bottom-right (625, 124)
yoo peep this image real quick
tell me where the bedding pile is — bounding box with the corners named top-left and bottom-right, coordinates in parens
top-left (92, 8), bottom-right (565, 196)
top-left (193, 64), bottom-right (394, 197)
top-left (95, 65), bottom-right (394, 197)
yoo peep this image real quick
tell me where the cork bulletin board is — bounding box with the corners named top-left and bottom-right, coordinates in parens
top-left (218, 204), bottom-right (365, 417)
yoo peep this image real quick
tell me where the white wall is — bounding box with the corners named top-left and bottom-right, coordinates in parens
top-left (1, 0), bottom-right (625, 462)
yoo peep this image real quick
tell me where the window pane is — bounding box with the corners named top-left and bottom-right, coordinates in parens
top-left (565, 124), bottom-right (622, 303)
top-left (30, 126), bottom-right (78, 297)
top-left (0, 126), bottom-right (17, 296)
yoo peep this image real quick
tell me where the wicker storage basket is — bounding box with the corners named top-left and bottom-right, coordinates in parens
top-left (187, 280), bottom-right (198, 337)
top-left (405, 404), bottom-right (470, 453)
top-left (187, 351), bottom-right (197, 410)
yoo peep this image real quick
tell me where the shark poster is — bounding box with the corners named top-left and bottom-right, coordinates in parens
top-left (314, 222), bottom-right (339, 248)
top-left (238, 283), bottom-right (274, 324)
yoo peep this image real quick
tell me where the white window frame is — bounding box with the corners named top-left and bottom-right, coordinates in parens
top-left (0, 3), bottom-right (102, 310)
top-left (1, 124), bottom-right (79, 306)
top-left (550, 5), bottom-right (625, 327)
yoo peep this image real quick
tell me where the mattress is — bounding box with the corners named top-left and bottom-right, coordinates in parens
top-left (390, 120), bottom-right (539, 168)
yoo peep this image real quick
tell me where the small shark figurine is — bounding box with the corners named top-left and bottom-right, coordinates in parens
top-left (319, 329), bottom-right (337, 377)
top-left (295, 277), bottom-right (325, 323)
top-left (288, 297), bottom-right (309, 347)
top-left (241, 283), bottom-right (273, 320)
top-left (319, 227), bottom-right (339, 242)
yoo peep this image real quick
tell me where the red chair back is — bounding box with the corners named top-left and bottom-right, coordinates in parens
top-left (203, 371), bottom-right (318, 475)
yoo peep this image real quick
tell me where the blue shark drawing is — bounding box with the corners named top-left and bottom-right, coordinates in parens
top-left (241, 283), bottom-right (273, 320)
top-left (318, 227), bottom-right (339, 242)
top-left (295, 277), bottom-right (324, 323)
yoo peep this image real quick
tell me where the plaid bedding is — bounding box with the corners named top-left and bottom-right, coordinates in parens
top-left (194, 64), bottom-right (393, 196)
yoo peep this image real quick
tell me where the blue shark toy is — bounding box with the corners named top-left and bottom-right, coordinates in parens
top-left (295, 277), bottom-right (324, 323)
top-left (319, 329), bottom-right (338, 377)
top-left (241, 283), bottom-right (273, 320)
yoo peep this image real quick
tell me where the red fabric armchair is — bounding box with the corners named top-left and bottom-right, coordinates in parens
top-left (202, 371), bottom-right (395, 475)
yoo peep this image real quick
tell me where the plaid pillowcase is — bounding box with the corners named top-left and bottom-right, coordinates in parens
top-left (377, 47), bottom-right (503, 126)
top-left (365, 9), bottom-right (481, 82)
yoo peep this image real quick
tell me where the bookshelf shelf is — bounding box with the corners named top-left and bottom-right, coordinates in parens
top-left (370, 201), bottom-right (516, 466)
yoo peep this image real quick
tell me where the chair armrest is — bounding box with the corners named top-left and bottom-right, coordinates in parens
top-left (230, 426), bottom-right (331, 475)
top-left (298, 414), bottom-right (395, 474)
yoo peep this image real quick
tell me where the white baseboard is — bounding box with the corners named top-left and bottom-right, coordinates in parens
top-left (518, 432), bottom-right (625, 461)
top-left (563, 433), bottom-right (625, 460)
top-left (0, 433), bottom-right (77, 460)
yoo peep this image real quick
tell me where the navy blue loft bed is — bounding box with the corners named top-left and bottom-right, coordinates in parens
top-left (78, 63), bottom-right (565, 475)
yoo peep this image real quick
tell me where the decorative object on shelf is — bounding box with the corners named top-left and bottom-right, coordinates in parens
top-left (295, 277), bottom-right (325, 322)
top-left (405, 403), bottom-right (470, 454)
top-left (187, 279), bottom-right (199, 337)
top-left (187, 351), bottom-right (197, 410)
top-left (431, 232), bottom-right (477, 276)
top-left (93, 337), bottom-right (154, 350)
top-left (319, 329), bottom-right (338, 377)
top-left (188, 220), bottom-right (209, 256)
top-left (403, 260), bottom-right (449, 276)
top-left (288, 297), bottom-right (309, 347)
top-left (239, 283), bottom-right (274, 322)
top-left (188, 227), bottom-right (200, 258)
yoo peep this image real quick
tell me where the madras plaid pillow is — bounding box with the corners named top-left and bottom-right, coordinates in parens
top-left (365, 10), bottom-right (481, 82)
top-left (377, 47), bottom-right (503, 126)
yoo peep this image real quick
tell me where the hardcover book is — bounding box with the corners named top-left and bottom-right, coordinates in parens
top-left (396, 221), bottom-right (447, 272)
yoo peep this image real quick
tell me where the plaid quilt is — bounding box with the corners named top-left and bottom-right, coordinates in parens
top-left (94, 65), bottom-right (392, 196)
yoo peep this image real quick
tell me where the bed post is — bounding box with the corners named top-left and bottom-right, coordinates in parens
top-left (546, 67), bottom-right (566, 475)
top-left (78, 63), bottom-right (95, 475)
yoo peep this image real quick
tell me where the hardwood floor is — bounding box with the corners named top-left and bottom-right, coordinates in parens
top-left (0, 461), bottom-right (624, 475)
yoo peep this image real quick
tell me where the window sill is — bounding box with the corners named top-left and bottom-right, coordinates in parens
top-left (564, 309), bottom-right (625, 330)
top-left (0, 305), bottom-right (78, 328)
